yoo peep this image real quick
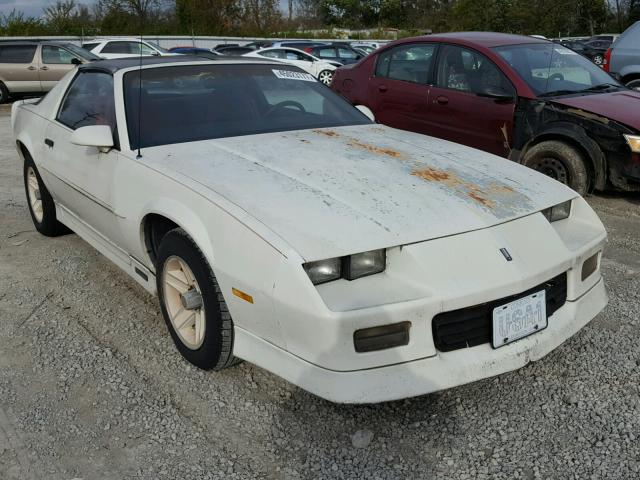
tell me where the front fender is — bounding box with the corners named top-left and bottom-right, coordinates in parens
top-left (521, 122), bottom-right (607, 191)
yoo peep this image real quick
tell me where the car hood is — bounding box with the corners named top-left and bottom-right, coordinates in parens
top-left (143, 124), bottom-right (576, 261)
top-left (551, 90), bottom-right (640, 131)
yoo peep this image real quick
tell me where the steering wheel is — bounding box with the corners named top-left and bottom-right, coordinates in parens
top-left (549, 73), bottom-right (565, 82)
top-left (264, 100), bottom-right (306, 117)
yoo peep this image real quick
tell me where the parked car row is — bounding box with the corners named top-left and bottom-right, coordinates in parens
top-left (331, 32), bottom-right (640, 194)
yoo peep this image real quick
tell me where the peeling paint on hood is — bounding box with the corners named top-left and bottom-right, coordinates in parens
top-left (143, 124), bottom-right (576, 261)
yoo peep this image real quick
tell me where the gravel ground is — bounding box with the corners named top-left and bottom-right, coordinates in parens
top-left (1, 106), bottom-right (639, 480)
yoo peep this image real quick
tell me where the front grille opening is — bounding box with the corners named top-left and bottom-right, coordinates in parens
top-left (432, 273), bottom-right (567, 352)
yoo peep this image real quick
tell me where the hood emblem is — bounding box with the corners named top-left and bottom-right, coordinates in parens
top-left (500, 248), bottom-right (513, 262)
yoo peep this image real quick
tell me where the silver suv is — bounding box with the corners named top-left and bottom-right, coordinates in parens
top-left (605, 22), bottom-right (640, 90)
top-left (0, 41), bottom-right (99, 103)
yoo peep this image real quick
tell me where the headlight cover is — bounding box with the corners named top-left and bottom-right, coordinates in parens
top-left (542, 200), bottom-right (572, 222)
top-left (304, 249), bottom-right (386, 285)
top-left (624, 134), bottom-right (640, 153)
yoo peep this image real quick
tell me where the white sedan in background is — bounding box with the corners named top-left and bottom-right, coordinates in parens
top-left (12, 57), bottom-right (607, 403)
top-left (244, 47), bottom-right (339, 85)
top-left (82, 38), bottom-right (177, 59)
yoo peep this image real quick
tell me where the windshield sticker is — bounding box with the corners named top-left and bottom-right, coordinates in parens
top-left (272, 69), bottom-right (317, 82)
top-left (554, 47), bottom-right (578, 55)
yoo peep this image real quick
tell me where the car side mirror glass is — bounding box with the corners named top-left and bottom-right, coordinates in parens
top-left (70, 125), bottom-right (114, 153)
top-left (355, 105), bottom-right (376, 122)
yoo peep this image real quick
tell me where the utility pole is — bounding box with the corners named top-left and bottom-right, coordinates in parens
top-left (289, 0), bottom-right (293, 22)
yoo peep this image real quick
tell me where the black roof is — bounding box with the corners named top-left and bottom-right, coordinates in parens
top-left (78, 55), bottom-right (277, 74)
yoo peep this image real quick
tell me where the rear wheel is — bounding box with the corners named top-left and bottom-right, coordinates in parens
top-left (156, 228), bottom-right (238, 370)
top-left (592, 54), bottom-right (604, 65)
top-left (522, 140), bottom-right (589, 195)
top-left (318, 70), bottom-right (334, 86)
top-left (0, 82), bottom-right (8, 104)
top-left (23, 154), bottom-right (69, 236)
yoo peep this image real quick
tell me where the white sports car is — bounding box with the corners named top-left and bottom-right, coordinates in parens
top-left (12, 57), bottom-right (607, 404)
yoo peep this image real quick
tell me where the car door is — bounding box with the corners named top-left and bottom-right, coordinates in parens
top-left (425, 44), bottom-right (516, 157)
top-left (0, 44), bottom-right (40, 94)
top-left (42, 70), bottom-right (123, 244)
top-left (281, 49), bottom-right (315, 75)
top-left (39, 45), bottom-right (81, 91)
top-left (315, 47), bottom-right (339, 64)
top-left (366, 43), bottom-right (437, 134)
top-left (336, 46), bottom-right (362, 65)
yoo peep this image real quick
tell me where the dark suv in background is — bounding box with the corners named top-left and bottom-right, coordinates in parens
top-left (0, 41), bottom-right (98, 103)
top-left (605, 21), bottom-right (640, 90)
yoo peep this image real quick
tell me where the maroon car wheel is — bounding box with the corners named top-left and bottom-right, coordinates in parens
top-left (523, 141), bottom-right (589, 196)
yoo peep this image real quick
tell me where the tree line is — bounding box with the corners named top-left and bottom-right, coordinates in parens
top-left (1, 0), bottom-right (639, 38)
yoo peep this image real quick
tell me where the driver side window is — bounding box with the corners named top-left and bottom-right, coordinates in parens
top-left (436, 45), bottom-right (513, 96)
top-left (57, 72), bottom-right (116, 132)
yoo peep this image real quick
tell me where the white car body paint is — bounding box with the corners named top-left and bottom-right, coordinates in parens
top-left (85, 38), bottom-right (177, 59)
top-left (12, 59), bottom-right (608, 403)
top-left (243, 47), bottom-right (337, 80)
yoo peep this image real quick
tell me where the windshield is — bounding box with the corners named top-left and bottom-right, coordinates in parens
top-left (493, 43), bottom-right (620, 96)
top-left (65, 43), bottom-right (100, 61)
top-left (124, 64), bottom-right (371, 149)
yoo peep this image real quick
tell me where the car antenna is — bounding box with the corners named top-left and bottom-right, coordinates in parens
top-left (136, 33), bottom-right (143, 159)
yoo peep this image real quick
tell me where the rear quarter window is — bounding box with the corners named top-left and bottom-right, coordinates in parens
top-left (0, 45), bottom-right (37, 63)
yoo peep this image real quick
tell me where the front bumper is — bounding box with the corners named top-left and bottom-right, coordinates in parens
top-left (235, 277), bottom-right (607, 403)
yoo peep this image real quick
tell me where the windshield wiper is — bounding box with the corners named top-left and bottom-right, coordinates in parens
top-left (579, 83), bottom-right (619, 93)
top-left (541, 89), bottom-right (580, 97)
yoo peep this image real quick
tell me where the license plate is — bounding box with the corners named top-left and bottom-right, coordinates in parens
top-left (492, 290), bottom-right (547, 348)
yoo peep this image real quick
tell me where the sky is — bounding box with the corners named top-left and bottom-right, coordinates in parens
top-left (1, 0), bottom-right (290, 19)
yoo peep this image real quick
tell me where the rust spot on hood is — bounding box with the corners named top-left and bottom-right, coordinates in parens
top-left (313, 129), bottom-right (339, 137)
top-left (411, 166), bottom-right (521, 209)
top-left (347, 140), bottom-right (403, 158)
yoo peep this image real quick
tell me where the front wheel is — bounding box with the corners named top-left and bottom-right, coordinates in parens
top-left (156, 228), bottom-right (238, 370)
top-left (522, 140), bottom-right (589, 195)
top-left (318, 70), bottom-right (334, 86)
top-left (626, 79), bottom-right (640, 91)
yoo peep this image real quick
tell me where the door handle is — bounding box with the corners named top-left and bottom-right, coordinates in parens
top-left (40, 66), bottom-right (49, 71)
top-left (44, 138), bottom-right (54, 148)
top-left (435, 96), bottom-right (449, 105)
top-left (378, 85), bottom-right (388, 93)
top-left (27, 66), bottom-right (36, 71)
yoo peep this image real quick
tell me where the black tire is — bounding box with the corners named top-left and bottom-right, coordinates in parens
top-left (23, 154), bottom-right (69, 236)
top-left (626, 78), bottom-right (640, 91)
top-left (592, 54), bottom-right (604, 65)
top-left (522, 140), bottom-right (589, 195)
top-left (0, 81), bottom-right (8, 104)
top-left (156, 228), bottom-right (237, 370)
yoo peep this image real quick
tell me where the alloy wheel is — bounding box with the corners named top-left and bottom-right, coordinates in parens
top-left (319, 71), bottom-right (333, 85)
top-left (162, 255), bottom-right (206, 350)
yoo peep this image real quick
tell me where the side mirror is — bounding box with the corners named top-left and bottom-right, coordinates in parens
top-left (70, 125), bottom-right (114, 153)
top-left (355, 105), bottom-right (376, 122)
top-left (71, 57), bottom-right (82, 65)
top-left (151, 51), bottom-right (160, 56)
top-left (477, 85), bottom-right (515, 103)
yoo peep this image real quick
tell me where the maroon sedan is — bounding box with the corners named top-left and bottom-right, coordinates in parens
top-left (331, 32), bottom-right (640, 194)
